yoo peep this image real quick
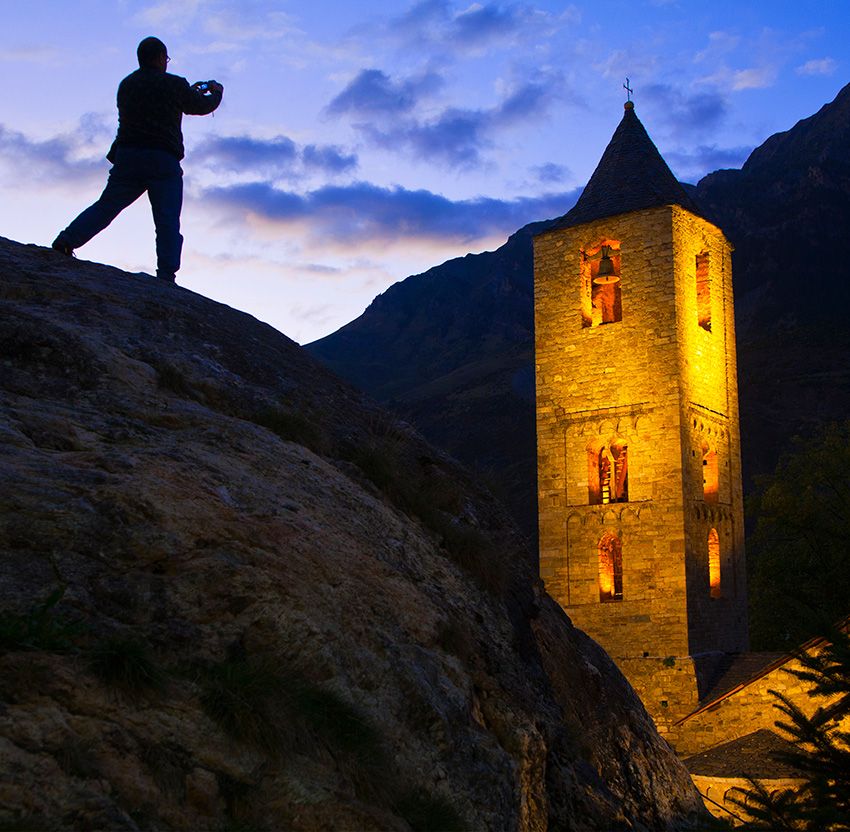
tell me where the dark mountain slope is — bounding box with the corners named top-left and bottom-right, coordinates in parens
top-left (695, 83), bottom-right (850, 487)
top-left (307, 82), bottom-right (850, 540)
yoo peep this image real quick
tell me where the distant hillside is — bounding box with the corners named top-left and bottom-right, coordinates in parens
top-left (0, 237), bottom-right (704, 830)
top-left (308, 82), bottom-right (850, 542)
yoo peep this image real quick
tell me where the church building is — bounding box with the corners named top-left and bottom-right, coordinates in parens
top-left (532, 99), bottom-right (749, 732)
top-left (533, 97), bottom-right (847, 825)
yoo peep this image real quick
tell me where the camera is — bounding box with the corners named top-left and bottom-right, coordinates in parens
top-left (196, 82), bottom-right (210, 92)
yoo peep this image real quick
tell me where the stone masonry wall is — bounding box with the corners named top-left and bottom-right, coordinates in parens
top-left (617, 656), bottom-right (703, 733)
top-left (534, 207), bottom-right (691, 660)
top-left (671, 653), bottom-right (838, 756)
top-left (672, 208), bottom-right (748, 656)
top-left (534, 204), bottom-right (748, 719)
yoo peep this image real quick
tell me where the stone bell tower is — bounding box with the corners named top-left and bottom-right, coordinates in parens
top-left (533, 101), bottom-right (748, 730)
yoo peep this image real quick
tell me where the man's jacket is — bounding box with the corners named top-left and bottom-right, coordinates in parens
top-left (109, 68), bottom-right (222, 161)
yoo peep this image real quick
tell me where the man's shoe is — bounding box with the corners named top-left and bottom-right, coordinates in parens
top-left (51, 236), bottom-right (74, 256)
top-left (155, 272), bottom-right (176, 283)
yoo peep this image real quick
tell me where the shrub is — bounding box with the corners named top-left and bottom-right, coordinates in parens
top-left (54, 735), bottom-right (99, 780)
top-left (199, 656), bottom-right (290, 751)
top-left (0, 587), bottom-right (82, 653)
top-left (294, 684), bottom-right (381, 758)
top-left (430, 516), bottom-right (507, 596)
top-left (154, 361), bottom-right (195, 397)
top-left (254, 405), bottom-right (324, 452)
top-left (88, 636), bottom-right (164, 693)
top-left (200, 653), bottom-right (386, 801)
top-left (395, 789), bottom-right (467, 832)
top-left (345, 434), bottom-right (508, 595)
top-left (435, 617), bottom-right (475, 665)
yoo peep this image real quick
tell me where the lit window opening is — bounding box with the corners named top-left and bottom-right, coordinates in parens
top-left (599, 533), bottom-right (623, 602)
top-left (696, 252), bottom-right (711, 332)
top-left (588, 439), bottom-right (629, 504)
top-left (703, 448), bottom-right (718, 503)
top-left (581, 241), bottom-right (622, 328)
top-left (708, 528), bottom-right (721, 598)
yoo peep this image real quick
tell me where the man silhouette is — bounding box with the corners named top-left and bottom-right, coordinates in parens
top-left (52, 37), bottom-right (223, 283)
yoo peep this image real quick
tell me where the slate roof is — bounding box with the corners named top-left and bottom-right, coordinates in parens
top-left (683, 729), bottom-right (805, 779)
top-left (697, 651), bottom-right (788, 706)
top-left (544, 102), bottom-right (706, 233)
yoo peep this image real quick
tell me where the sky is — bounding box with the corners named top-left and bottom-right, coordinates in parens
top-left (2, 1), bottom-right (848, 344)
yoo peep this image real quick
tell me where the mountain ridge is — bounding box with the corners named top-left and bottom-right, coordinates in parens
top-left (307, 81), bottom-right (850, 541)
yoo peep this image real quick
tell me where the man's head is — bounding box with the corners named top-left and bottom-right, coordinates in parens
top-left (137, 37), bottom-right (168, 71)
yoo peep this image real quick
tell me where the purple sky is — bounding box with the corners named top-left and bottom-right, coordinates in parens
top-left (2, 1), bottom-right (848, 342)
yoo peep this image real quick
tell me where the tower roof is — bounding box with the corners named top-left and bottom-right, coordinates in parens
top-left (548, 102), bottom-right (706, 231)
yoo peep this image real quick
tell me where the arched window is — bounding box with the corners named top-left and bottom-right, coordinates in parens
top-left (600, 440), bottom-right (628, 504)
top-left (599, 533), bottom-right (623, 602)
top-left (588, 438), bottom-right (629, 504)
top-left (708, 528), bottom-right (721, 598)
top-left (696, 252), bottom-right (711, 331)
top-left (703, 448), bottom-right (718, 503)
top-left (581, 241), bottom-right (622, 328)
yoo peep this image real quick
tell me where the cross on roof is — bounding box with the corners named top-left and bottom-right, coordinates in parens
top-left (624, 77), bottom-right (633, 102)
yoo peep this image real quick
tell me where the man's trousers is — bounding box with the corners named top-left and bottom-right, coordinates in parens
top-left (59, 146), bottom-right (183, 280)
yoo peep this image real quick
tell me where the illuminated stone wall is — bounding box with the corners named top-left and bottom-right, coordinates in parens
top-left (690, 774), bottom-right (804, 826)
top-left (672, 651), bottom-right (847, 756)
top-left (533, 205), bottom-right (748, 721)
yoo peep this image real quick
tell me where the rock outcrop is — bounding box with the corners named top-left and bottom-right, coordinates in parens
top-left (0, 236), bottom-right (704, 830)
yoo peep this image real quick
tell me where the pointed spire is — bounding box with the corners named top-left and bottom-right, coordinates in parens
top-left (551, 102), bottom-right (705, 230)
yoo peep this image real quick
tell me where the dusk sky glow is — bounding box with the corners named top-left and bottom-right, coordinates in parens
top-left (3, 1), bottom-right (849, 343)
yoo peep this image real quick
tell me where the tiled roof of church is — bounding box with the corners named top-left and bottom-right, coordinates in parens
top-left (683, 729), bottom-right (805, 779)
top-left (545, 102), bottom-right (706, 232)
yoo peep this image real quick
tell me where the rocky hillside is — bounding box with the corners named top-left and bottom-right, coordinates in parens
top-left (307, 82), bottom-right (850, 541)
top-left (0, 236), bottom-right (704, 831)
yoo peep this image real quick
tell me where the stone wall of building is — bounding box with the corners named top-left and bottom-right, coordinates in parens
top-left (671, 656), bottom-right (829, 756)
top-left (533, 206), bottom-right (748, 693)
top-left (617, 656), bottom-right (703, 732)
top-left (690, 774), bottom-right (804, 826)
top-left (672, 208), bottom-right (748, 656)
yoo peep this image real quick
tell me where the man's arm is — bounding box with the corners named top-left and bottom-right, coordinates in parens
top-left (181, 79), bottom-right (223, 116)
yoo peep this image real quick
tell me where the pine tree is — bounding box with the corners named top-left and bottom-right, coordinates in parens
top-left (734, 624), bottom-right (850, 830)
top-left (747, 422), bottom-right (850, 650)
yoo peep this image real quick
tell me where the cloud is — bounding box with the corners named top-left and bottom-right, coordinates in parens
top-left (360, 109), bottom-right (489, 167)
top-left (452, 3), bottom-right (534, 45)
top-left (341, 71), bottom-right (561, 168)
top-left (0, 45), bottom-right (61, 64)
top-left (135, 0), bottom-right (204, 31)
top-left (203, 179), bottom-right (580, 245)
top-left (694, 31), bottom-right (741, 64)
top-left (379, 0), bottom-right (572, 54)
top-left (193, 134), bottom-right (357, 178)
top-left (326, 68), bottom-right (443, 116)
top-left (796, 58), bottom-right (837, 76)
top-left (532, 162), bottom-right (571, 184)
top-left (642, 84), bottom-right (727, 137)
top-left (196, 135), bottom-right (298, 174)
top-left (301, 145), bottom-right (358, 174)
top-left (0, 118), bottom-right (111, 184)
top-left (665, 144), bottom-right (752, 181)
top-left (729, 66), bottom-right (776, 90)
top-left (696, 64), bottom-right (777, 92)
